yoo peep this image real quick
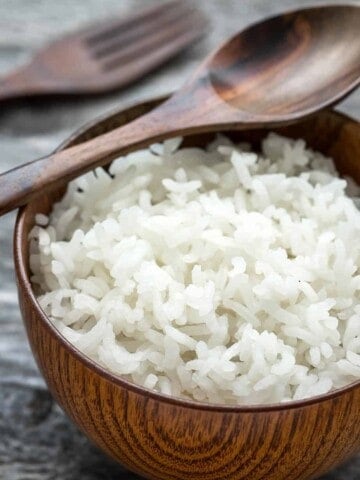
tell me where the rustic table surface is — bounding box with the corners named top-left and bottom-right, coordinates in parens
top-left (0, 1), bottom-right (359, 479)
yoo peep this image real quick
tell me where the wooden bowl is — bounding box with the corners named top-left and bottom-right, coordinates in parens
top-left (14, 96), bottom-right (360, 480)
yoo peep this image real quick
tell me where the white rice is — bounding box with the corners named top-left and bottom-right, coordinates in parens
top-left (29, 133), bottom-right (360, 404)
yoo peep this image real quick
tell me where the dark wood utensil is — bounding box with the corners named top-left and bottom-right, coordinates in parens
top-left (0, 1), bottom-right (206, 100)
top-left (1, 4), bottom-right (360, 216)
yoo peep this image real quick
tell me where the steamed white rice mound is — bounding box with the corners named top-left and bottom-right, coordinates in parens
top-left (30, 133), bottom-right (360, 404)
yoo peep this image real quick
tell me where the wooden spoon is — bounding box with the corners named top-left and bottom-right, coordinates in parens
top-left (1, 4), bottom-right (360, 216)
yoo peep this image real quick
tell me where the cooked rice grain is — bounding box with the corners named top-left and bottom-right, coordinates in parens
top-left (30, 133), bottom-right (360, 404)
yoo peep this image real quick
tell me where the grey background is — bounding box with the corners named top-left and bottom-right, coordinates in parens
top-left (0, 1), bottom-right (359, 479)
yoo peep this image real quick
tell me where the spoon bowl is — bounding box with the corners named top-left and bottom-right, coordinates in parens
top-left (1, 5), bottom-right (360, 215)
top-left (207, 5), bottom-right (360, 119)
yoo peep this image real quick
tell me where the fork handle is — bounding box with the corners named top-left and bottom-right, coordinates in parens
top-left (0, 67), bottom-right (43, 101)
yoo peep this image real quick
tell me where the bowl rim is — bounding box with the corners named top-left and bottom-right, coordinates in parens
top-left (14, 95), bottom-right (360, 413)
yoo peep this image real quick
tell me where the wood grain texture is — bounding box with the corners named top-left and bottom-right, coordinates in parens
top-left (1, 5), bottom-right (360, 217)
top-left (0, 1), bottom-right (206, 101)
top-left (14, 97), bottom-right (360, 480)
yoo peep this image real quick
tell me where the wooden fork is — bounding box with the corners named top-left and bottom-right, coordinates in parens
top-left (0, 1), bottom-right (207, 101)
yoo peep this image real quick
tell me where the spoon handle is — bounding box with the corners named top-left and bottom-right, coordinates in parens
top-left (0, 99), bottom-right (190, 216)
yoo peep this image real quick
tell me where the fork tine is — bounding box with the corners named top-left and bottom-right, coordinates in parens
top-left (101, 15), bottom-right (207, 74)
top-left (89, 2), bottom-right (197, 58)
top-left (92, 9), bottom-right (206, 65)
top-left (95, 11), bottom-right (206, 67)
top-left (85, 0), bottom-right (188, 46)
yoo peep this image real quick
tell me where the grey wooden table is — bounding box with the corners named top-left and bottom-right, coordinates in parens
top-left (0, 1), bottom-right (359, 479)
